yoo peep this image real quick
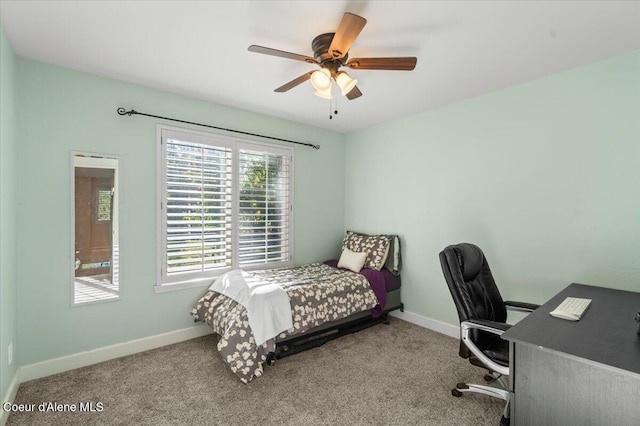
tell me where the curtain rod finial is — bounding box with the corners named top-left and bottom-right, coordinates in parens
top-left (117, 108), bottom-right (135, 116)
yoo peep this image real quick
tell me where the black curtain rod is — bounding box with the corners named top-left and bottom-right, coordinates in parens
top-left (116, 108), bottom-right (320, 150)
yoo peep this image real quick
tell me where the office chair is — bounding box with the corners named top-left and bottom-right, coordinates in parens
top-left (439, 243), bottom-right (539, 426)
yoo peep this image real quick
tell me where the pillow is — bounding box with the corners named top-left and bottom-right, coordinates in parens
top-left (337, 248), bottom-right (367, 273)
top-left (342, 231), bottom-right (391, 271)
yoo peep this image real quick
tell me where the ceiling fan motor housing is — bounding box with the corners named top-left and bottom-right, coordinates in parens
top-left (312, 33), bottom-right (347, 74)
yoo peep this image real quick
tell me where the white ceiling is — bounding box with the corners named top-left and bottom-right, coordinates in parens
top-left (1, 1), bottom-right (639, 133)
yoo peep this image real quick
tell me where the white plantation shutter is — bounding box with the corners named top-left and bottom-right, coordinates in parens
top-left (165, 139), bottom-right (233, 275)
top-left (238, 147), bottom-right (291, 266)
top-left (159, 128), bottom-right (293, 287)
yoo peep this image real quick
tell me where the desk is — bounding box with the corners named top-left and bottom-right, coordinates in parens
top-left (502, 283), bottom-right (640, 426)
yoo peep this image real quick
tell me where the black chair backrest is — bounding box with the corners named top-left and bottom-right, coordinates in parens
top-left (439, 243), bottom-right (507, 324)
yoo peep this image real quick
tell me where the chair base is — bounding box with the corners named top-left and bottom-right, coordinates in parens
top-left (452, 373), bottom-right (511, 424)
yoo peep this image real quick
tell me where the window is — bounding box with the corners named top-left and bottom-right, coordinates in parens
top-left (97, 189), bottom-right (113, 221)
top-left (157, 127), bottom-right (293, 289)
top-left (72, 154), bottom-right (120, 305)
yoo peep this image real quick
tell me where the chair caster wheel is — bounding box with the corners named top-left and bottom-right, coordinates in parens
top-left (451, 388), bottom-right (463, 397)
top-left (500, 415), bottom-right (510, 426)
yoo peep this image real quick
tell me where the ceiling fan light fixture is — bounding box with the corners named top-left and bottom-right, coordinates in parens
top-left (313, 85), bottom-right (333, 100)
top-left (310, 68), bottom-right (332, 90)
top-left (336, 71), bottom-right (357, 97)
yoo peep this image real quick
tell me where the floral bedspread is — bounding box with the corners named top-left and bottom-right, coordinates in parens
top-left (190, 263), bottom-right (378, 383)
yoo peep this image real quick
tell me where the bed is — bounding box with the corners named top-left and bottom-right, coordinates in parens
top-left (190, 231), bottom-right (402, 383)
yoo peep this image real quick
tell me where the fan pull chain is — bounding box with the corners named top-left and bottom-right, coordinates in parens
top-left (329, 83), bottom-right (338, 120)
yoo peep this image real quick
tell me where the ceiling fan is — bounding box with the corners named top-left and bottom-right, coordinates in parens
top-left (248, 12), bottom-right (417, 102)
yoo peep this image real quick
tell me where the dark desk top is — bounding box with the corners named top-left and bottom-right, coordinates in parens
top-left (502, 283), bottom-right (640, 375)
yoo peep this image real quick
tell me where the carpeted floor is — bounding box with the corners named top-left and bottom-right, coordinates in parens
top-left (7, 319), bottom-right (503, 425)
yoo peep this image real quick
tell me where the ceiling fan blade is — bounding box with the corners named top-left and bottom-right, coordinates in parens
top-left (248, 45), bottom-right (319, 65)
top-left (345, 57), bottom-right (417, 70)
top-left (274, 72), bottom-right (314, 93)
top-left (345, 86), bottom-right (362, 100)
top-left (328, 13), bottom-right (367, 59)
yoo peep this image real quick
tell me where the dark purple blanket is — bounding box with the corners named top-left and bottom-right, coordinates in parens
top-left (324, 260), bottom-right (387, 317)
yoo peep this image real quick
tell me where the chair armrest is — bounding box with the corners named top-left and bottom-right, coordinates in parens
top-left (464, 319), bottom-right (511, 334)
top-left (460, 319), bottom-right (510, 376)
top-left (504, 300), bottom-right (540, 313)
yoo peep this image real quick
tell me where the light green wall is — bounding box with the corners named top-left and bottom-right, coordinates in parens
top-left (15, 58), bottom-right (346, 365)
top-left (1, 25), bottom-right (18, 399)
top-left (345, 51), bottom-right (640, 325)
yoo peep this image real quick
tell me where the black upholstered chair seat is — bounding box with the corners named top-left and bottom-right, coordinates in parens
top-left (478, 336), bottom-right (509, 367)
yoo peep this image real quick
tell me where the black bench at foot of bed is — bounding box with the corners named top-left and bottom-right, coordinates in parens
top-left (265, 289), bottom-right (403, 365)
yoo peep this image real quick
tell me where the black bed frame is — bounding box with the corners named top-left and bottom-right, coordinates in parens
top-left (265, 301), bottom-right (404, 366)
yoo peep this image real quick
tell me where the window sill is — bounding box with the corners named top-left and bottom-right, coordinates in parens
top-left (154, 278), bottom-right (213, 294)
top-left (154, 261), bottom-right (294, 294)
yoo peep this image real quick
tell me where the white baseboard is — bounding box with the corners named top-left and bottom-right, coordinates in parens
top-left (1, 371), bottom-right (20, 426)
top-left (19, 325), bottom-right (213, 384)
top-left (390, 309), bottom-right (460, 339)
